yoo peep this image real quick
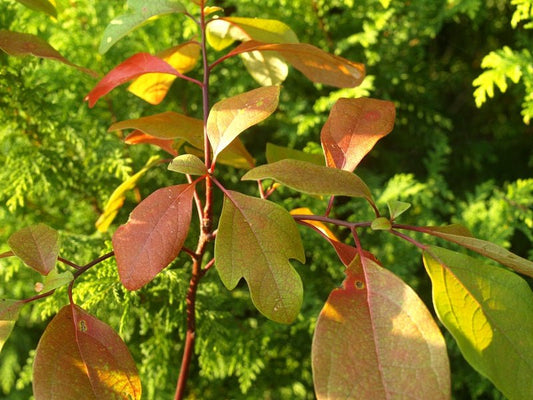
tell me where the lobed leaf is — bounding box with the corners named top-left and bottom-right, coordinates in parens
top-left (423, 246), bottom-right (533, 400)
top-left (215, 191), bottom-right (305, 324)
top-left (241, 159), bottom-right (374, 205)
top-left (207, 86), bottom-right (280, 160)
top-left (98, 0), bottom-right (187, 54)
top-left (223, 40), bottom-right (365, 88)
top-left (0, 299), bottom-right (24, 353)
top-left (321, 97), bottom-right (395, 171)
top-left (33, 305), bottom-right (141, 399)
top-left (128, 41), bottom-right (201, 104)
top-left (8, 224), bottom-right (59, 275)
top-left (15, 0), bottom-right (57, 17)
top-left (113, 183), bottom-right (195, 290)
top-left (168, 154), bottom-right (207, 175)
top-left (266, 143), bottom-right (324, 165)
top-left (312, 256), bottom-right (450, 399)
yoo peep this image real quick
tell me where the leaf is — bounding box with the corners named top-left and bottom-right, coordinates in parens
top-left (113, 183), bottom-right (195, 290)
top-left (387, 200), bottom-right (411, 220)
top-left (128, 41), bottom-right (201, 104)
top-left (85, 53), bottom-right (184, 107)
top-left (124, 131), bottom-right (178, 155)
top-left (96, 156), bottom-right (161, 233)
top-left (370, 217), bottom-right (391, 231)
top-left (98, 0), bottom-right (187, 54)
top-left (8, 224), bottom-right (59, 275)
top-left (266, 143), bottom-right (324, 165)
top-left (215, 191), bottom-right (305, 324)
top-left (423, 246), bottom-right (533, 400)
top-left (0, 299), bottom-right (24, 353)
top-left (241, 159), bottom-right (374, 205)
top-left (14, 0), bottom-right (57, 17)
top-left (0, 30), bottom-right (96, 77)
top-left (168, 154), bottom-right (207, 175)
top-left (421, 224), bottom-right (533, 278)
top-left (207, 86), bottom-right (280, 160)
top-left (37, 269), bottom-right (74, 293)
top-left (321, 97), bottom-right (395, 171)
top-left (312, 256), bottom-right (450, 399)
top-left (222, 40), bottom-right (365, 88)
top-left (33, 305), bottom-right (141, 399)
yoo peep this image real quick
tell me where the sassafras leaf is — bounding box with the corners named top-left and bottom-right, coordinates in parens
top-left (8, 224), bottom-right (59, 275)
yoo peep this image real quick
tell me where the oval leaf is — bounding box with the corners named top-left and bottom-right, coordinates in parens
top-left (207, 86), bottom-right (280, 160)
top-left (221, 41), bottom-right (365, 88)
top-left (168, 154), bottom-right (207, 176)
top-left (15, 0), bottom-right (57, 17)
top-left (423, 246), bottom-right (533, 400)
top-left (113, 183), bottom-right (195, 290)
top-left (241, 159), bottom-right (374, 204)
top-left (99, 0), bottom-right (187, 54)
top-left (0, 299), bottom-right (24, 353)
top-left (37, 269), bottom-right (74, 293)
top-left (8, 224), bottom-right (59, 275)
top-left (33, 305), bottom-right (141, 400)
top-left (312, 256), bottom-right (450, 399)
top-left (215, 191), bottom-right (305, 324)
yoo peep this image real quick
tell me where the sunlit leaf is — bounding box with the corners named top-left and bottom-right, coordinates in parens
top-left (33, 305), bottom-right (141, 399)
top-left (423, 246), bottom-right (533, 400)
top-left (128, 41), bottom-right (201, 104)
top-left (37, 269), bottom-right (74, 293)
top-left (266, 143), bottom-right (324, 165)
top-left (0, 30), bottom-right (96, 77)
top-left (8, 224), bottom-right (59, 275)
top-left (240, 51), bottom-right (289, 86)
top-left (387, 200), bottom-right (411, 220)
top-left (242, 159), bottom-right (374, 205)
top-left (113, 183), bottom-right (195, 290)
top-left (124, 131), bottom-right (178, 155)
top-left (168, 154), bottom-right (207, 175)
top-left (222, 40), bottom-right (365, 88)
top-left (98, 0), bottom-right (187, 54)
top-left (0, 251), bottom-right (14, 259)
top-left (203, 6), bottom-right (223, 15)
top-left (96, 155), bottom-right (161, 233)
top-left (207, 86), bottom-right (280, 160)
top-left (312, 256), bottom-right (450, 399)
top-left (215, 191), bottom-right (305, 324)
top-left (85, 53), bottom-right (184, 107)
top-left (290, 207), bottom-right (338, 240)
top-left (421, 224), bottom-right (533, 278)
top-left (0, 299), bottom-right (24, 353)
top-left (370, 217), bottom-right (392, 231)
top-left (321, 98), bottom-right (395, 171)
top-left (15, 0), bottom-right (57, 17)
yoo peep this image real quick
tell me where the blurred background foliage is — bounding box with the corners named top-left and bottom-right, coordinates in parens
top-left (0, 0), bottom-right (532, 398)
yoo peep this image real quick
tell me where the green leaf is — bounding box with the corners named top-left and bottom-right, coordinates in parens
top-left (370, 217), bottom-right (391, 230)
top-left (37, 269), bottom-right (74, 293)
top-left (8, 224), bottom-right (59, 275)
top-left (0, 300), bottom-right (24, 353)
top-left (312, 256), bottom-right (450, 399)
top-left (99, 0), bottom-right (187, 54)
top-left (207, 86), bottom-right (280, 161)
top-left (168, 154), bottom-right (207, 175)
top-left (266, 143), bottom-right (324, 165)
top-left (33, 305), bottom-right (142, 399)
top-left (215, 191), bottom-right (305, 324)
top-left (421, 224), bottom-right (533, 278)
top-left (387, 200), bottom-right (411, 220)
top-left (241, 159), bottom-right (374, 205)
top-left (14, 0), bottom-right (57, 17)
top-left (423, 246), bottom-right (533, 400)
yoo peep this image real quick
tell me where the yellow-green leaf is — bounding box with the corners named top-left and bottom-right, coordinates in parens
top-left (37, 269), bottom-right (74, 293)
top-left (370, 217), bottom-right (391, 231)
top-left (15, 0), bottom-right (57, 18)
top-left (387, 200), bottom-right (411, 220)
top-left (0, 299), bottom-right (24, 353)
top-left (168, 154), bottom-right (207, 175)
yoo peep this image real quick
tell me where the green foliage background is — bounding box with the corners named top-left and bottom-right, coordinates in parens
top-left (0, 0), bottom-right (531, 399)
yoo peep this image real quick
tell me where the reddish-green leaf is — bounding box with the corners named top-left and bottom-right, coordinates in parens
top-left (423, 246), bottom-right (533, 400)
top-left (222, 41), bottom-right (365, 88)
top-left (15, 0), bottom-right (57, 17)
top-left (33, 305), bottom-right (141, 400)
top-left (8, 224), bottom-right (59, 275)
top-left (168, 154), bottom-right (207, 176)
top-left (312, 256), bottom-right (450, 399)
top-left (113, 183), bottom-right (195, 290)
top-left (0, 299), bottom-right (24, 353)
top-left (0, 30), bottom-right (96, 77)
top-left (215, 191), bottom-right (305, 324)
top-left (98, 0), bottom-right (187, 54)
top-left (266, 143), bottom-right (324, 165)
top-left (85, 53), bottom-right (184, 107)
top-left (241, 159), bottom-right (374, 205)
top-left (207, 86), bottom-right (280, 160)
top-left (421, 224), bottom-right (533, 278)
top-left (124, 131), bottom-right (178, 155)
top-left (321, 97), bottom-right (395, 171)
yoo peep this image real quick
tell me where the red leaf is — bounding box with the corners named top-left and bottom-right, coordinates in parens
top-left (312, 257), bottom-right (450, 399)
top-left (124, 131), bottom-right (178, 156)
top-left (85, 53), bottom-right (183, 107)
top-left (113, 183), bottom-right (195, 290)
top-left (33, 305), bottom-right (141, 399)
top-left (321, 97), bottom-right (396, 171)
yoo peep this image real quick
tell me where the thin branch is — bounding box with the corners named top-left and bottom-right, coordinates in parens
top-left (291, 213), bottom-right (372, 229)
top-left (389, 229), bottom-right (430, 251)
top-left (58, 257), bottom-right (82, 270)
top-left (325, 195), bottom-right (335, 217)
